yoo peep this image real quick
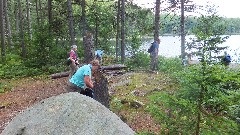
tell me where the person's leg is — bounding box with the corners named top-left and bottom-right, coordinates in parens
top-left (151, 54), bottom-right (158, 71)
top-left (69, 63), bottom-right (75, 78)
top-left (154, 56), bottom-right (158, 71)
top-left (69, 63), bottom-right (78, 78)
top-left (152, 59), bottom-right (157, 71)
top-left (66, 82), bottom-right (83, 93)
top-left (150, 54), bottom-right (154, 71)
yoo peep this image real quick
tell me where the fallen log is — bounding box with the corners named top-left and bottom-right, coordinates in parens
top-left (51, 71), bottom-right (70, 79)
top-left (100, 64), bottom-right (127, 71)
top-left (51, 64), bottom-right (127, 79)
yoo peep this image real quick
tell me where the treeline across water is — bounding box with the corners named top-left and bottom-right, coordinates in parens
top-left (160, 14), bottom-right (240, 35)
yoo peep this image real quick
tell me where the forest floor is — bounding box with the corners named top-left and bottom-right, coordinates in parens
top-left (0, 71), bottom-right (175, 134)
top-left (1, 63), bottom-right (239, 134)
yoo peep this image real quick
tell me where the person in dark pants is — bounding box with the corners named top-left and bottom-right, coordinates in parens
top-left (66, 60), bottom-right (100, 98)
top-left (150, 38), bottom-right (160, 71)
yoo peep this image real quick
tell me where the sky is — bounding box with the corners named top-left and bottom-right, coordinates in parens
top-left (132, 0), bottom-right (240, 18)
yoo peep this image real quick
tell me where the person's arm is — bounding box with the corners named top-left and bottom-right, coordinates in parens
top-left (84, 75), bottom-right (94, 88)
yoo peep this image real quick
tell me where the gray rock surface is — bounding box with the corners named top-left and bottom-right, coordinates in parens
top-left (2, 93), bottom-right (135, 135)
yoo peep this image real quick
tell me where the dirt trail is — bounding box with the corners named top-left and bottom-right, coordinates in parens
top-left (0, 77), bottom-right (68, 133)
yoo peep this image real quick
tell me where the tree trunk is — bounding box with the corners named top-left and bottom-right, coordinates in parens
top-left (94, 7), bottom-right (99, 48)
top-left (180, 0), bottom-right (185, 62)
top-left (81, 0), bottom-right (94, 63)
top-left (18, 0), bottom-right (26, 58)
top-left (115, 0), bottom-right (120, 62)
top-left (15, 1), bottom-right (19, 34)
top-left (35, 0), bottom-right (39, 25)
top-left (38, 0), bottom-right (43, 24)
top-left (48, 0), bottom-right (52, 27)
top-left (26, 0), bottom-right (32, 39)
top-left (93, 71), bottom-right (110, 108)
top-left (4, 0), bottom-right (13, 49)
top-left (154, 0), bottom-right (160, 41)
top-left (84, 32), bottom-right (95, 63)
top-left (120, 0), bottom-right (125, 64)
top-left (48, 0), bottom-right (53, 38)
top-left (0, 0), bottom-right (6, 62)
top-left (95, 19), bottom-right (99, 48)
top-left (67, 0), bottom-right (76, 46)
top-left (81, 0), bottom-right (86, 62)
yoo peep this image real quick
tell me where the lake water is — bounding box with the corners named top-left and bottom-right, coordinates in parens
top-left (141, 35), bottom-right (240, 63)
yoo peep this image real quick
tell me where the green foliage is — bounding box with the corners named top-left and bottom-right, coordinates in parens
top-left (157, 56), bottom-right (183, 73)
top-left (0, 82), bottom-right (12, 93)
top-left (171, 14), bottom-right (240, 134)
top-left (176, 65), bottom-right (240, 110)
top-left (87, 1), bottom-right (116, 52)
top-left (22, 23), bottom-right (67, 75)
top-left (136, 131), bottom-right (155, 135)
top-left (125, 53), bottom-right (183, 72)
top-left (25, 24), bottom-right (54, 68)
top-left (143, 14), bottom-right (240, 135)
top-left (160, 13), bottom-right (240, 35)
top-left (125, 52), bottom-right (150, 70)
top-left (110, 97), bottom-right (123, 114)
top-left (0, 54), bottom-right (41, 79)
top-left (146, 92), bottom-right (196, 134)
top-left (125, 3), bottom-right (154, 35)
top-left (0, 52), bottom-right (66, 79)
top-left (187, 15), bottom-right (229, 63)
top-left (145, 64), bottom-right (240, 134)
top-left (126, 32), bottom-right (142, 56)
top-left (225, 18), bottom-right (240, 34)
top-left (102, 55), bottom-right (116, 66)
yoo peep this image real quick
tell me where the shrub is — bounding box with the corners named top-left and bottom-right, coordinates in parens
top-left (125, 52), bottom-right (150, 70)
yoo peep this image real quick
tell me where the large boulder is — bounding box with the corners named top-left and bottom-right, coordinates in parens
top-left (2, 93), bottom-right (134, 135)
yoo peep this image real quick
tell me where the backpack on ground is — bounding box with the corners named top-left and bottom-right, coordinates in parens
top-left (147, 43), bottom-right (154, 53)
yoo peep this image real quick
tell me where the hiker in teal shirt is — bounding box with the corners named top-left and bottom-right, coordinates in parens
top-left (66, 60), bottom-right (100, 98)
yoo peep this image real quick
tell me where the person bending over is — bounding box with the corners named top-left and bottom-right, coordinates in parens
top-left (66, 60), bottom-right (100, 98)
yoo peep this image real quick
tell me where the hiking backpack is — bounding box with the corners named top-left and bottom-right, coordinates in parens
top-left (147, 43), bottom-right (154, 53)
